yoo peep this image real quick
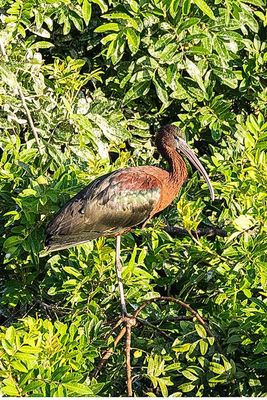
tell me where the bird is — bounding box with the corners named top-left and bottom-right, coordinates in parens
top-left (45, 125), bottom-right (214, 316)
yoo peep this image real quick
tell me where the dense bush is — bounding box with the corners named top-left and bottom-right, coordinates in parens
top-left (0, 0), bottom-right (266, 396)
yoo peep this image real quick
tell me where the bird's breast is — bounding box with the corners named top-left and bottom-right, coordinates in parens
top-left (131, 166), bottom-right (184, 216)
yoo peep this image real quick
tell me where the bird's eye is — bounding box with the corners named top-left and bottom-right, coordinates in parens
top-left (175, 130), bottom-right (186, 141)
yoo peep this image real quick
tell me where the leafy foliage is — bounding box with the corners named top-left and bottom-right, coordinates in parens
top-left (0, 0), bottom-right (267, 396)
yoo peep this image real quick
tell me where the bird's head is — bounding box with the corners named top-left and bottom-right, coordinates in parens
top-left (156, 125), bottom-right (215, 200)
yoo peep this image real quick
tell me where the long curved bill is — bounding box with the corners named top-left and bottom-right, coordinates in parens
top-left (177, 138), bottom-right (215, 201)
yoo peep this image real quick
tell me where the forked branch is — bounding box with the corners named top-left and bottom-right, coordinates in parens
top-left (91, 295), bottom-right (222, 396)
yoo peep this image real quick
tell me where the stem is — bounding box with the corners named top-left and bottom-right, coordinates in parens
top-left (126, 319), bottom-right (133, 396)
top-left (115, 235), bottom-right (128, 317)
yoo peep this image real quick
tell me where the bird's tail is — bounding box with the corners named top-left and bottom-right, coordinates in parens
top-left (45, 232), bottom-right (102, 253)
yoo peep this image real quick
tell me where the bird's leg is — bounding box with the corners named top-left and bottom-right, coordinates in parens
top-left (115, 235), bottom-right (128, 317)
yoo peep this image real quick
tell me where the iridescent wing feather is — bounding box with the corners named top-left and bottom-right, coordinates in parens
top-left (45, 168), bottom-right (162, 251)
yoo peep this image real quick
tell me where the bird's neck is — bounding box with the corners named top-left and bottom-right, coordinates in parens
top-left (162, 147), bottom-right (188, 184)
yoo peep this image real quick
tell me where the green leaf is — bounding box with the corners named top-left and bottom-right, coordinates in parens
top-left (185, 58), bottom-right (206, 92)
top-left (94, 23), bottom-right (120, 32)
top-left (19, 345), bottom-right (41, 353)
top-left (173, 343), bottom-right (191, 352)
top-left (123, 80), bottom-right (151, 103)
top-left (147, 355), bottom-right (155, 376)
top-left (251, 298), bottom-right (267, 312)
top-left (63, 266), bottom-right (82, 278)
top-left (134, 350), bottom-right (143, 358)
top-left (88, 382), bottom-right (105, 395)
top-left (3, 236), bottom-right (23, 250)
top-left (179, 382), bottom-right (195, 392)
top-left (182, 0), bottom-right (191, 14)
top-left (170, 0), bottom-right (180, 18)
top-left (2, 379), bottom-right (19, 396)
top-left (248, 356), bottom-right (267, 370)
top-left (209, 362), bottom-right (226, 374)
top-left (24, 381), bottom-right (45, 392)
top-left (82, 0), bottom-right (92, 25)
top-left (30, 41), bottom-right (54, 49)
top-left (193, 0), bottom-right (216, 20)
top-left (188, 45), bottom-right (210, 55)
top-left (182, 370), bottom-right (199, 381)
top-left (242, 8), bottom-right (259, 32)
top-left (133, 267), bottom-right (154, 279)
top-left (91, 0), bottom-right (108, 12)
top-left (159, 43), bottom-right (177, 62)
top-left (155, 34), bottom-right (173, 50)
top-left (63, 19), bottom-right (71, 35)
top-left (2, 339), bottom-right (14, 355)
top-left (30, 27), bottom-right (50, 38)
top-left (199, 339), bottom-right (209, 355)
top-left (158, 378), bottom-right (169, 397)
top-left (153, 75), bottom-right (169, 105)
top-left (62, 382), bottom-right (94, 395)
top-left (101, 33), bottom-right (118, 44)
top-left (126, 28), bottom-right (140, 54)
top-left (5, 326), bottom-right (16, 343)
top-left (69, 14), bottom-right (84, 31)
top-left (212, 67), bottom-right (238, 88)
top-left (195, 323), bottom-right (207, 338)
top-left (16, 352), bottom-right (38, 367)
top-left (11, 360), bottom-right (28, 373)
top-left (178, 17), bottom-right (200, 32)
top-left (128, 0), bottom-right (139, 13)
top-left (214, 37), bottom-right (229, 58)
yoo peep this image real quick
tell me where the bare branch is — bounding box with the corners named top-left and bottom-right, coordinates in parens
top-left (125, 319), bottom-right (133, 396)
top-left (90, 296), bottom-right (223, 383)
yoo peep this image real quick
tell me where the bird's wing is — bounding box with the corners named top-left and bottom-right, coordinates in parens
top-left (45, 168), bottom-right (162, 251)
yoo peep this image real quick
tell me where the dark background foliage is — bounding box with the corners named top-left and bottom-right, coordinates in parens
top-left (0, 0), bottom-right (267, 396)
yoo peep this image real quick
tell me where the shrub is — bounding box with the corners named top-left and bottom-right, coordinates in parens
top-left (0, 0), bottom-right (266, 396)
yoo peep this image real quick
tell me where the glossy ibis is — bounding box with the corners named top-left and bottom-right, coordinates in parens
top-left (45, 125), bottom-right (214, 316)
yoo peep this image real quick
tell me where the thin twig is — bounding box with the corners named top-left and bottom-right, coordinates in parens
top-left (0, 40), bottom-right (43, 155)
top-left (136, 317), bottom-right (172, 340)
top-left (104, 317), bottom-right (123, 340)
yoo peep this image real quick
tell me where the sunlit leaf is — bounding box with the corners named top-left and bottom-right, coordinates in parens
top-left (193, 0), bottom-right (216, 20)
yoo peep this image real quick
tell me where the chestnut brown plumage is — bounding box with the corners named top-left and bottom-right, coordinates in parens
top-left (45, 125), bottom-right (214, 316)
